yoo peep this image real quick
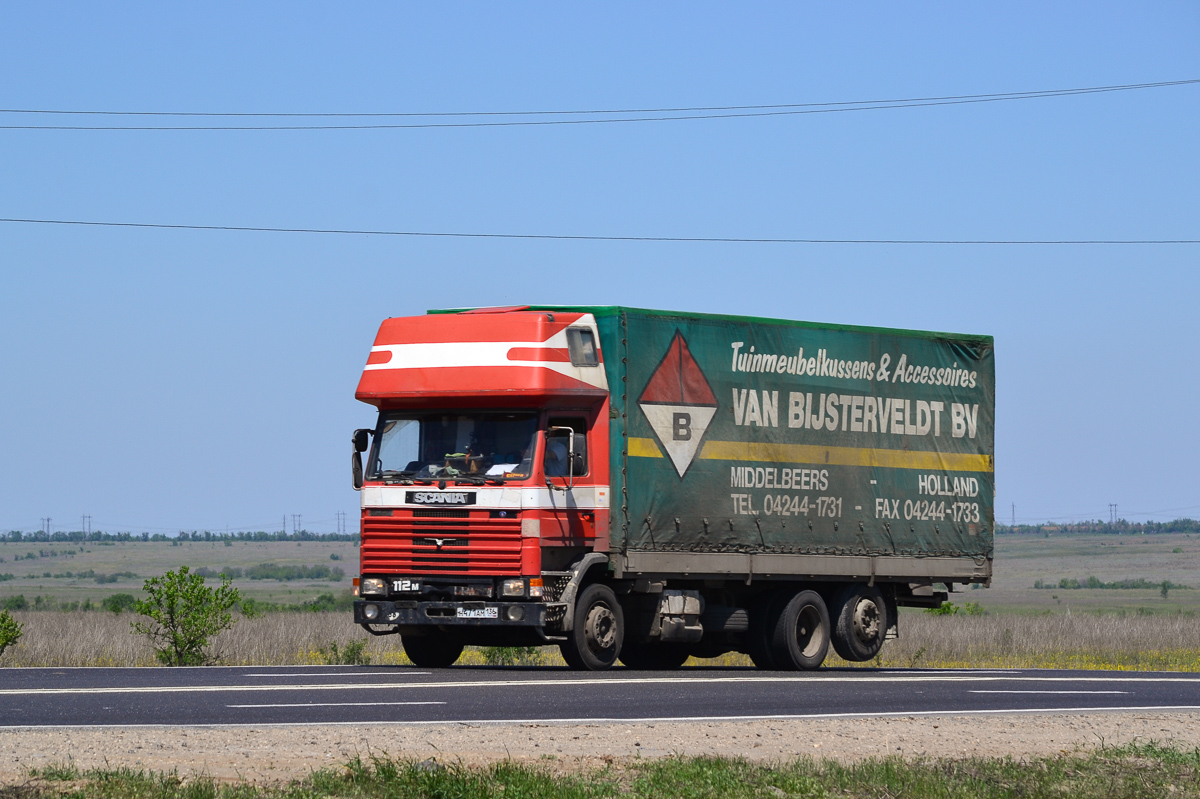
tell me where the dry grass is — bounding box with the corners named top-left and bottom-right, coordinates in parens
top-left (0, 612), bottom-right (403, 667)
top-left (3, 609), bottom-right (1200, 671)
top-left (693, 611), bottom-right (1200, 671)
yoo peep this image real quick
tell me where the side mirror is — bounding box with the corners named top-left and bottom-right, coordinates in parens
top-left (352, 429), bottom-right (372, 491)
top-left (545, 426), bottom-right (578, 491)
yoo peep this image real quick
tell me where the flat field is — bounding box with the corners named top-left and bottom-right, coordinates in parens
top-left (983, 531), bottom-right (1200, 615)
top-left (0, 539), bottom-right (359, 605)
top-left (2, 532), bottom-right (1197, 614)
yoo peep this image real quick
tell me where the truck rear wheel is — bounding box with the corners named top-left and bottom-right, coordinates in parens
top-left (618, 641), bottom-right (690, 670)
top-left (831, 584), bottom-right (888, 662)
top-left (770, 590), bottom-right (831, 670)
top-left (401, 635), bottom-right (464, 668)
top-left (560, 584), bottom-right (624, 671)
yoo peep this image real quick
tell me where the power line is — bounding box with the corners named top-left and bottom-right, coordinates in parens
top-left (0, 79), bottom-right (1194, 130)
top-left (0, 217), bottom-right (1195, 245)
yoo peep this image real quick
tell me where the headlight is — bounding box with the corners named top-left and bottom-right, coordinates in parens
top-left (360, 577), bottom-right (386, 596)
top-left (363, 603), bottom-right (380, 620)
top-left (500, 578), bottom-right (525, 597)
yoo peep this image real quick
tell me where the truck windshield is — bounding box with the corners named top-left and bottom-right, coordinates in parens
top-left (369, 412), bottom-right (539, 481)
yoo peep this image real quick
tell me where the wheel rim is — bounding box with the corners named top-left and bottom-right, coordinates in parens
top-left (584, 603), bottom-right (617, 653)
top-left (852, 599), bottom-right (881, 645)
top-left (795, 605), bottom-right (824, 658)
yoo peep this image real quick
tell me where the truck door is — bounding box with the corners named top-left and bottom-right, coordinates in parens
top-left (542, 414), bottom-right (597, 545)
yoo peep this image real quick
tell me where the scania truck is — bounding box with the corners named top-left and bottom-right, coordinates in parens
top-left (351, 306), bottom-right (994, 670)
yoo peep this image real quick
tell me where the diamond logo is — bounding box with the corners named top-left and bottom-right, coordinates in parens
top-left (638, 331), bottom-right (718, 478)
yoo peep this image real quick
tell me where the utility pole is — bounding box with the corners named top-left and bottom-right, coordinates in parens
top-left (292, 514), bottom-right (302, 535)
top-left (1109, 503), bottom-right (1116, 525)
top-left (282, 515), bottom-right (287, 535)
top-left (1011, 503), bottom-right (1015, 527)
top-left (41, 517), bottom-right (51, 536)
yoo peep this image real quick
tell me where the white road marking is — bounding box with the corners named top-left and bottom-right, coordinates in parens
top-left (241, 672), bottom-right (431, 678)
top-left (4, 705), bottom-right (1200, 730)
top-left (970, 690), bottom-right (1128, 695)
top-left (226, 701), bottom-right (446, 708)
top-left (1, 674), bottom-right (1197, 696)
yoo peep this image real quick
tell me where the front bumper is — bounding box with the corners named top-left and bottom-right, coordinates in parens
top-left (353, 598), bottom-right (547, 627)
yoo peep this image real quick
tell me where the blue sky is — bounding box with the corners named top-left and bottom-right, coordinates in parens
top-left (1, 4), bottom-right (1197, 533)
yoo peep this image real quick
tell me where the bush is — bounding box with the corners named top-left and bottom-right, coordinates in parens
top-left (0, 610), bottom-right (21, 659)
top-left (300, 593), bottom-right (343, 612)
top-left (3, 595), bottom-right (28, 611)
top-left (319, 639), bottom-right (371, 665)
top-left (102, 593), bottom-right (138, 614)
top-left (925, 601), bottom-right (959, 616)
top-left (244, 563), bottom-right (343, 581)
top-left (481, 646), bottom-right (541, 666)
top-left (132, 566), bottom-right (243, 666)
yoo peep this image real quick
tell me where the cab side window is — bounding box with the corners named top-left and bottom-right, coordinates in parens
top-left (545, 416), bottom-right (588, 477)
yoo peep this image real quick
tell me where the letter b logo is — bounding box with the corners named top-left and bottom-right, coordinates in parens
top-left (672, 412), bottom-right (692, 441)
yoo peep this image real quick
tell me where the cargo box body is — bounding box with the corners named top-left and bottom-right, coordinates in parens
top-left (582, 307), bottom-right (995, 583)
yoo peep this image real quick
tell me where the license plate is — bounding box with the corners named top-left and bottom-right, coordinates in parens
top-left (456, 606), bottom-right (498, 619)
top-left (391, 579), bottom-right (421, 593)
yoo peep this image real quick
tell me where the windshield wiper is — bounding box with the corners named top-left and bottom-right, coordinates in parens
top-left (454, 477), bottom-right (485, 486)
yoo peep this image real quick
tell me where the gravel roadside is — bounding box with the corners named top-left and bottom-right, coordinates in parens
top-left (3, 712), bottom-right (1199, 784)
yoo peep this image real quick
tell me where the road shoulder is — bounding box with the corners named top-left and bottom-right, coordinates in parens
top-left (3, 711), bottom-right (1199, 783)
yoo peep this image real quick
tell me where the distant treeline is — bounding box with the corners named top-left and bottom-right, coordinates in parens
top-left (997, 518), bottom-right (1200, 536)
top-left (2, 529), bottom-right (358, 543)
top-left (1034, 576), bottom-right (1190, 590)
top-left (2, 591), bottom-right (353, 613)
top-left (193, 564), bottom-right (345, 581)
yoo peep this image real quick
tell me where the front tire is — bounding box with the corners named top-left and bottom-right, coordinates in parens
top-left (560, 584), bottom-right (624, 670)
top-left (770, 590), bottom-right (831, 670)
top-left (401, 635), bottom-right (463, 668)
top-left (831, 584), bottom-right (888, 662)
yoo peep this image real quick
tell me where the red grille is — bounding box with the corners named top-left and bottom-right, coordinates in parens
top-left (360, 510), bottom-right (523, 575)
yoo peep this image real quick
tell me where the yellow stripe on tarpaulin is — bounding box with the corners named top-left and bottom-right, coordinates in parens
top-left (628, 437), bottom-right (664, 458)
top-left (627, 437), bottom-right (992, 472)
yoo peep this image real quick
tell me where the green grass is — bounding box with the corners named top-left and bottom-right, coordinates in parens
top-left (17, 745), bottom-right (1200, 798)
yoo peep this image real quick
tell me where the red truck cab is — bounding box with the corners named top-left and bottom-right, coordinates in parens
top-left (351, 308), bottom-right (612, 666)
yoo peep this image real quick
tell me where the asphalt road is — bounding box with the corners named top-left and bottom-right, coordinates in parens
top-left (2, 666), bottom-right (1198, 727)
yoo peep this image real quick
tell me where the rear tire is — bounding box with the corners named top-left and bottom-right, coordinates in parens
top-left (401, 635), bottom-right (463, 668)
top-left (770, 590), bottom-right (831, 670)
top-left (831, 584), bottom-right (888, 662)
top-left (560, 584), bottom-right (624, 671)
top-left (619, 641), bottom-right (690, 670)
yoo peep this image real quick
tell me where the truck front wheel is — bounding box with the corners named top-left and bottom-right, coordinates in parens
top-left (831, 584), bottom-right (888, 662)
top-left (770, 590), bottom-right (831, 670)
top-left (560, 584), bottom-right (624, 670)
top-left (401, 635), bottom-right (464, 668)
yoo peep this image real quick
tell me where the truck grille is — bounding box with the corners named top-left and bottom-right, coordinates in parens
top-left (361, 510), bottom-right (523, 575)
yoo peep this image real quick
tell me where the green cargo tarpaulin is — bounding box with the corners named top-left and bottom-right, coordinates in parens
top-left (590, 307), bottom-right (994, 561)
